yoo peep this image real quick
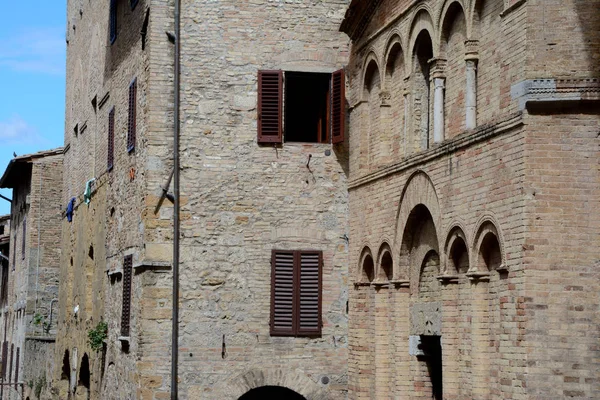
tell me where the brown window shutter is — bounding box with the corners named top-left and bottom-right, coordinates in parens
top-left (127, 78), bottom-right (137, 153)
top-left (258, 70), bottom-right (283, 144)
top-left (271, 250), bottom-right (295, 336)
top-left (297, 251), bottom-right (322, 335)
top-left (331, 69), bottom-right (345, 144)
top-left (121, 255), bottom-right (133, 337)
top-left (14, 347), bottom-right (18, 390)
top-left (108, 107), bottom-right (115, 171)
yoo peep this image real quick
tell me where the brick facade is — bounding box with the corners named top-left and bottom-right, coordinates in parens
top-left (341, 0), bottom-right (600, 399)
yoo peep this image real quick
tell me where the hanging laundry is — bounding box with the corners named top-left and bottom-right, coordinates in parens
top-left (83, 179), bottom-right (96, 205)
top-left (66, 197), bottom-right (76, 222)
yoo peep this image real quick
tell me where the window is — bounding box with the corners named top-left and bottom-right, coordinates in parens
top-left (109, 0), bottom-right (117, 44)
top-left (14, 347), bottom-right (19, 390)
top-left (127, 78), bottom-right (137, 153)
top-left (108, 107), bottom-right (115, 171)
top-left (270, 250), bottom-right (322, 337)
top-left (257, 69), bottom-right (345, 144)
top-left (130, 0), bottom-right (139, 10)
top-left (120, 255), bottom-right (133, 337)
top-left (21, 218), bottom-right (26, 261)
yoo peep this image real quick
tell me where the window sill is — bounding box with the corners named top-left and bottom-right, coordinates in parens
top-left (133, 260), bottom-right (171, 273)
top-left (117, 336), bottom-right (130, 343)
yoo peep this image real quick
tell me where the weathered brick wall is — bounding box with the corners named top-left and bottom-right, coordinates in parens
top-left (59, 0), bottom-right (151, 398)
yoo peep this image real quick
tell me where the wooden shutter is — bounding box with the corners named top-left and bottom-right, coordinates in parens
top-left (109, 0), bottom-right (117, 44)
top-left (21, 218), bottom-right (26, 260)
top-left (331, 69), bottom-right (345, 144)
top-left (127, 78), bottom-right (137, 153)
top-left (258, 70), bottom-right (283, 144)
top-left (271, 250), bottom-right (295, 336)
top-left (121, 255), bottom-right (133, 337)
top-left (108, 107), bottom-right (115, 171)
top-left (14, 347), bottom-right (18, 390)
top-left (297, 251), bottom-right (322, 335)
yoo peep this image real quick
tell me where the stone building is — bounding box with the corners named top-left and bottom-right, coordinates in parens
top-left (0, 149), bottom-right (64, 399)
top-left (58, 0), bottom-right (350, 399)
top-left (340, 0), bottom-right (599, 399)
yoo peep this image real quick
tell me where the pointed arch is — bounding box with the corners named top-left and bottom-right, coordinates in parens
top-left (362, 51), bottom-right (382, 99)
top-left (472, 215), bottom-right (506, 272)
top-left (384, 33), bottom-right (405, 84)
top-left (408, 6), bottom-right (437, 67)
top-left (444, 224), bottom-right (470, 274)
top-left (438, 0), bottom-right (468, 55)
top-left (375, 242), bottom-right (394, 282)
top-left (358, 246), bottom-right (375, 283)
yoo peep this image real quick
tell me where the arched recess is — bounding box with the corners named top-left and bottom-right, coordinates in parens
top-left (214, 368), bottom-right (332, 400)
top-left (239, 386), bottom-right (307, 400)
top-left (79, 353), bottom-right (90, 389)
top-left (418, 249), bottom-right (441, 300)
top-left (444, 225), bottom-right (470, 274)
top-left (61, 349), bottom-right (71, 381)
top-left (384, 35), bottom-right (406, 158)
top-left (440, 0), bottom-right (468, 138)
top-left (364, 58), bottom-right (382, 168)
top-left (362, 52), bottom-right (382, 99)
top-left (375, 242), bottom-right (394, 282)
top-left (408, 7), bottom-right (437, 60)
top-left (471, 0), bottom-right (504, 123)
top-left (358, 247), bottom-right (375, 283)
top-left (410, 29), bottom-right (434, 151)
top-left (395, 171), bottom-right (443, 281)
top-left (472, 218), bottom-right (505, 272)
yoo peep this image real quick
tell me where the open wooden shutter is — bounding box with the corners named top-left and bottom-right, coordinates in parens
top-left (258, 70), bottom-right (283, 144)
top-left (331, 69), bottom-right (345, 144)
top-left (297, 251), bottom-right (322, 335)
top-left (271, 250), bottom-right (295, 335)
top-left (121, 255), bottom-right (133, 337)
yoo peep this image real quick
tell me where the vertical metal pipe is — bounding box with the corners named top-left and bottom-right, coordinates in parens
top-left (172, 0), bottom-right (181, 397)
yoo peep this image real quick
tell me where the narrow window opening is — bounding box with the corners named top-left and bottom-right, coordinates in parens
top-left (109, 0), bottom-right (117, 44)
top-left (61, 350), bottom-right (70, 380)
top-left (418, 335), bottom-right (443, 400)
top-left (284, 72), bottom-right (330, 143)
top-left (88, 246), bottom-right (94, 260)
top-left (79, 353), bottom-right (90, 389)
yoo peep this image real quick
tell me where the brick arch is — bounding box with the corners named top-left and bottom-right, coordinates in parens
top-left (394, 171), bottom-right (442, 280)
top-left (383, 31), bottom-right (406, 85)
top-left (443, 223), bottom-right (470, 274)
top-left (362, 51), bottom-right (382, 100)
top-left (358, 245), bottom-right (375, 283)
top-left (470, 0), bottom-right (505, 39)
top-left (214, 368), bottom-right (334, 400)
top-left (471, 215), bottom-right (506, 272)
top-left (408, 5), bottom-right (438, 69)
top-left (438, 0), bottom-right (469, 54)
top-left (375, 241), bottom-right (394, 282)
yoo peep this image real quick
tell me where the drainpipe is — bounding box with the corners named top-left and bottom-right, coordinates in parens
top-left (172, 0), bottom-right (181, 398)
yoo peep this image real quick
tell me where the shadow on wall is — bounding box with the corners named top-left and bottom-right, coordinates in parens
top-left (575, 0), bottom-right (600, 74)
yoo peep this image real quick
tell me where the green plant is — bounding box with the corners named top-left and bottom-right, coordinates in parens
top-left (88, 320), bottom-right (108, 352)
top-left (32, 313), bottom-right (44, 326)
top-left (34, 375), bottom-right (46, 398)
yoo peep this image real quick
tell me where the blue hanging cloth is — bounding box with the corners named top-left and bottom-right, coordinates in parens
top-left (66, 197), bottom-right (76, 222)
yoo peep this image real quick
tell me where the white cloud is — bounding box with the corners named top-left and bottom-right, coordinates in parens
top-left (0, 116), bottom-right (42, 145)
top-left (0, 27), bottom-right (65, 76)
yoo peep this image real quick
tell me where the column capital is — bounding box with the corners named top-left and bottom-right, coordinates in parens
top-left (428, 58), bottom-right (447, 79)
top-left (465, 39), bottom-right (480, 62)
top-left (379, 90), bottom-right (391, 107)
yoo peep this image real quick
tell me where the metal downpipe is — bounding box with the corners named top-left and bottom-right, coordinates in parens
top-left (172, 0), bottom-right (181, 397)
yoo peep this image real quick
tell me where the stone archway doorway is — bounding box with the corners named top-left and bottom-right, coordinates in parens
top-left (238, 386), bottom-right (307, 400)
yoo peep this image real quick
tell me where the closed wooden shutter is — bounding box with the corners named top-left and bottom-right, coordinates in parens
top-left (297, 251), bottom-right (322, 335)
top-left (14, 347), bottom-right (18, 390)
top-left (331, 69), bottom-right (345, 144)
top-left (109, 0), bottom-right (117, 44)
top-left (258, 70), bottom-right (283, 144)
top-left (108, 107), bottom-right (115, 171)
top-left (127, 79), bottom-right (137, 153)
top-left (121, 255), bottom-right (133, 337)
top-left (21, 218), bottom-right (26, 260)
top-left (271, 251), bottom-right (295, 336)
top-left (271, 250), bottom-right (322, 337)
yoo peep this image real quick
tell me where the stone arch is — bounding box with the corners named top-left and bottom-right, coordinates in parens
top-left (375, 242), bottom-right (394, 282)
top-left (239, 386), bottom-right (307, 400)
top-left (408, 6), bottom-right (437, 66)
top-left (444, 224), bottom-right (470, 274)
top-left (472, 216), bottom-right (505, 272)
top-left (215, 368), bottom-right (333, 400)
top-left (358, 246), bottom-right (375, 283)
top-left (362, 51), bottom-right (382, 99)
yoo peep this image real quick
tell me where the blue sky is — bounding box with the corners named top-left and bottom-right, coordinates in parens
top-left (0, 1), bottom-right (66, 215)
